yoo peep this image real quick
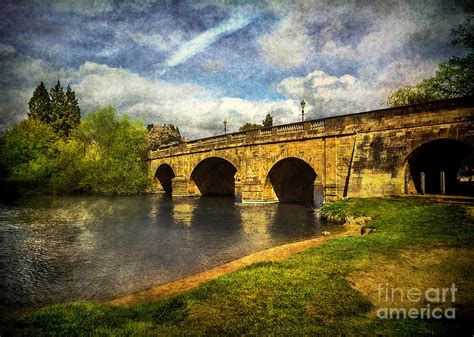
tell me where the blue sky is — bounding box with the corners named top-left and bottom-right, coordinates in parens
top-left (0, 0), bottom-right (469, 138)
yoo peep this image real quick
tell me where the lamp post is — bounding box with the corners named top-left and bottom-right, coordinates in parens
top-left (300, 99), bottom-right (306, 122)
top-left (224, 119), bottom-right (227, 135)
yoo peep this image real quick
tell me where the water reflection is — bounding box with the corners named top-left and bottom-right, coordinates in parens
top-left (0, 194), bottom-right (333, 312)
top-left (172, 201), bottom-right (196, 227)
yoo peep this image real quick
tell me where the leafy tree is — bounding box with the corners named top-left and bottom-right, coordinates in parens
top-left (1, 106), bottom-right (150, 195)
top-left (28, 82), bottom-right (52, 123)
top-left (387, 15), bottom-right (473, 107)
top-left (72, 106), bottom-right (150, 194)
top-left (0, 119), bottom-right (59, 191)
top-left (48, 139), bottom-right (85, 193)
top-left (239, 122), bottom-right (262, 132)
top-left (262, 113), bottom-right (273, 127)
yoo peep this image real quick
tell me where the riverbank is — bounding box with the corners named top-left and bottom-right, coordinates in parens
top-left (2, 197), bottom-right (473, 335)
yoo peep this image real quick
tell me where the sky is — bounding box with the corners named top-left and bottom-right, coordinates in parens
top-left (0, 0), bottom-right (469, 139)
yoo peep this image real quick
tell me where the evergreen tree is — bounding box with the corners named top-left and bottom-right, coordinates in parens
top-left (27, 80), bottom-right (81, 139)
top-left (50, 80), bottom-right (66, 134)
top-left (63, 85), bottom-right (81, 137)
top-left (28, 82), bottom-right (52, 123)
top-left (50, 80), bottom-right (82, 138)
top-left (262, 113), bottom-right (273, 127)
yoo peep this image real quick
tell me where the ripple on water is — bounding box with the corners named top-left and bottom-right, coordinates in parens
top-left (0, 194), bottom-right (334, 310)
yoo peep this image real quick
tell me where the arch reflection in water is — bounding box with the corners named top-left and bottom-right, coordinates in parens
top-left (172, 201), bottom-right (196, 227)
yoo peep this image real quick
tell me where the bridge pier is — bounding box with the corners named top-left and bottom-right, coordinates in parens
top-left (171, 176), bottom-right (189, 196)
top-left (171, 176), bottom-right (202, 197)
top-left (235, 180), bottom-right (242, 201)
top-left (150, 97), bottom-right (473, 202)
top-left (241, 178), bottom-right (269, 203)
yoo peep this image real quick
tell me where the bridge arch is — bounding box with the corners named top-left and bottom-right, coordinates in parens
top-left (405, 138), bottom-right (473, 196)
top-left (264, 157), bottom-right (317, 204)
top-left (191, 157), bottom-right (238, 196)
top-left (154, 163), bottom-right (175, 194)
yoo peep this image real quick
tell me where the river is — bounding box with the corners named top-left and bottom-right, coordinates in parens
top-left (0, 193), bottom-right (333, 313)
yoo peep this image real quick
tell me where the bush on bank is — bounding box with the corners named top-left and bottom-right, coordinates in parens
top-left (0, 106), bottom-right (151, 195)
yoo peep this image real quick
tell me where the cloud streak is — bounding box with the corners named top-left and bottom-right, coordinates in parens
top-left (158, 11), bottom-right (255, 76)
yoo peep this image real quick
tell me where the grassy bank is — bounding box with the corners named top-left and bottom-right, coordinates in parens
top-left (2, 198), bottom-right (473, 335)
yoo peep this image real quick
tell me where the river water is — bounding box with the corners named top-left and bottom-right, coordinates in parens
top-left (0, 194), bottom-right (333, 312)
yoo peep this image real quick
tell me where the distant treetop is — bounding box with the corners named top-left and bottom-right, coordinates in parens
top-left (28, 80), bottom-right (81, 138)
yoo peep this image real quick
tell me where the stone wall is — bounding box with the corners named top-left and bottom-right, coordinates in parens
top-left (149, 97), bottom-right (474, 203)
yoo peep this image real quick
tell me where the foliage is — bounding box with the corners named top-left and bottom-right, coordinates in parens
top-left (4, 198), bottom-right (473, 335)
top-left (146, 124), bottom-right (182, 151)
top-left (239, 122), bottom-right (262, 132)
top-left (28, 80), bottom-right (81, 138)
top-left (0, 106), bottom-right (150, 195)
top-left (66, 106), bottom-right (150, 194)
top-left (61, 85), bottom-right (81, 137)
top-left (319, 201), bottom-right (348, 222)
top-left (239, 114), bottom-right (273, 132)
top-left (262, 113), bottom-right (273, 127)
top-left (387, 15), bottom-right (473, 107)
top-left (28, 82), bottom-right (52, 123)
top-left (50, 80), bottom-right (66, 128)
top-left (0, 119), bottom-right (60, 191)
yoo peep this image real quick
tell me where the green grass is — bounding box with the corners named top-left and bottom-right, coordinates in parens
top-left (2, 197), bottom-right (474, 336)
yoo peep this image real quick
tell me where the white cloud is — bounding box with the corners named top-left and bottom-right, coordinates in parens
top-left (355, 16), bottom-right (417, 61)
top-left (377, 56), bottom-right (438, 89)
top-left (277, 69), bottom-right (378, 117)
top-left (257, 1), bottom-right (461, 117)
top-left (258, 1), bottom-right (463, 67)
top-left (320, 40), bottom-right (354, 59)
top-left (276, 56), bottom-right (437, 119)
top-left (0, 57), bottom-right (300, 138)
top-left (257, 13), bottom-right (312, 69)
top-left (5, 55), bottom-right (429, 139)
top-left (159, 11), bottom-right (255, 75)
top-left (73, 62), bottom-right (299, 138)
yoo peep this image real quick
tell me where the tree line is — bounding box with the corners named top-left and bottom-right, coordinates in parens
top-left (0, 82), bottom-right (180, 196)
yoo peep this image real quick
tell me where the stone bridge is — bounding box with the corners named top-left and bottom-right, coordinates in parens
top-left (149, 97), bottom-right (473, 204)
